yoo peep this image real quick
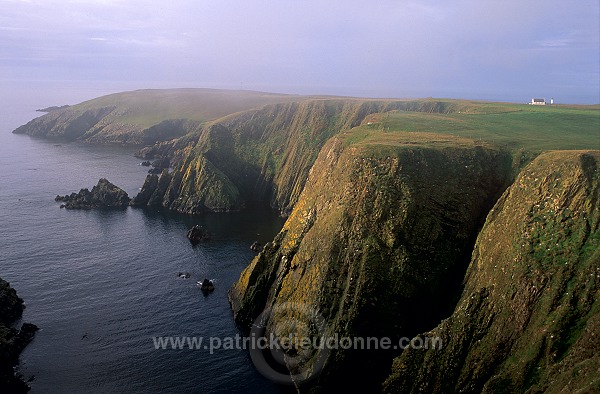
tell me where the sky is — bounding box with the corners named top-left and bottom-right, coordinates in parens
top-left (1, 0), bottom-right (599, 105)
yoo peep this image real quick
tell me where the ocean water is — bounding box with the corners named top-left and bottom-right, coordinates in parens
top-left (0, 104), bottom-right (287, 393)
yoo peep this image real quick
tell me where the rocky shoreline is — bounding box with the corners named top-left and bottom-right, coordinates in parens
top-left (0, 278), bottom-right (38, 393)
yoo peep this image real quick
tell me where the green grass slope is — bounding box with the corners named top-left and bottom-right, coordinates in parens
top-left (346, 100), bottom-right (599, 153)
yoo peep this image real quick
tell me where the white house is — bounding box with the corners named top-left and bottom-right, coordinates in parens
top-left (530, 98), bottom-right (546, 105)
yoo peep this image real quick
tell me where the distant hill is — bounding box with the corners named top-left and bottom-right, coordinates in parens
top-left (15, 88), bottom-right (306, 144)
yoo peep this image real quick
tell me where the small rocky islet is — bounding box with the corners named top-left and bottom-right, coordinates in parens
top-left (55, 178), bottom-right (130, 209)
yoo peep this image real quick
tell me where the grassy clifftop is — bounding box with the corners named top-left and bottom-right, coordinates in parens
top-left (383, 150), bottom-right (600, 393)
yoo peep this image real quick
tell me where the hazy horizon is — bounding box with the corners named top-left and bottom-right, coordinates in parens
top-left (1, 0), bottom-right (599, 107)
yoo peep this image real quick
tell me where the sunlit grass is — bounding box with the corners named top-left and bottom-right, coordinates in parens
top-left (342, 101), bottom-right (600, 153)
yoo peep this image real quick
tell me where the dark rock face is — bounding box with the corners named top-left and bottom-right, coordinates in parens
top-left (186, 225), bottom-right (210, 244)
top-left (0, 279), bottom-right (24, 325)
top-left (147, 167), bottom-right (163, 174)
top-left (131, 172), bottom-right (172, 207)
top-left (0, 278), bottom-right (38, 393)
top-left (130, 174), bottom-right (159, 206)
top-left (151, 158), bottom-right (170, 169)
top-left (55, 178), bottom-right (130, 209)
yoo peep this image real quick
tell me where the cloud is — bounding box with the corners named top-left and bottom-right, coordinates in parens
top-left (539, 38), bottom-right (574, 48)
top-left (0, 0), bottom-right (598, 102)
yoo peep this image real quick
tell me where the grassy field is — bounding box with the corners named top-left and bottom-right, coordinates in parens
top-left (342, 100), bottom-right (600, 153)
top-left (73, 88), bottom-right (303, 127)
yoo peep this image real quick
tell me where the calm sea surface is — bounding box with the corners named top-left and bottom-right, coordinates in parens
top-left (0, 102), bottom-right (286, 393)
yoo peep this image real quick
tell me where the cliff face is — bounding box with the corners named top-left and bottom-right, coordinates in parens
top-left (134, 100), bottom-right (414, 214)
top-left (228, 134), bottom-right (513, 390)
top-left (134, 99), bottom-right (484, 215)
top-left (0, 279), bottom-right (24, 325)
top-left (383, 150), bottom-right (600, 393)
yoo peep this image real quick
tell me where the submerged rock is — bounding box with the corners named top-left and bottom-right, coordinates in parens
top-left (55, 178), bottom-right (130, 209)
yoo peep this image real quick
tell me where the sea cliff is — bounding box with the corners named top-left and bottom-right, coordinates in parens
top-left (14, 89), bottom-right (599, 392)
top-left (228, 133), bottom-right (514, 390)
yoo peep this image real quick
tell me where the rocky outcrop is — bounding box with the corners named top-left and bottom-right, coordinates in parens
top-left (0, 278), bottom-right (38, 393)
top-left (187, 225), bottom-right (210, 244)
top-left (250, 241), bottom-right (262, 253)
top-left (199, 279), bottom-right (215, 293)
top-left (229, 135), bottom-right (513, 391)
top-left (55, 178), bottom-right (130, 209)
top-left (147, 167), bottom-right (163, 174)
top-left (383, 150), bottom-right (599, 393)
